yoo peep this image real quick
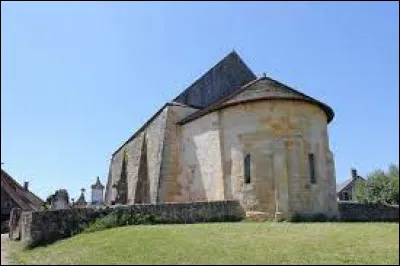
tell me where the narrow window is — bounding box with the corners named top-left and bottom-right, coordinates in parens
top-left (308, 153), bottom-right (316, 184)
top-left (244, 154), bottom-right (251, 184)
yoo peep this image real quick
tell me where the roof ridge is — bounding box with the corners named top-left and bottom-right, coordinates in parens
top-left (263, 77), bottom-right (334, 122)
top-left (1, 168), bottom-right (25, 191)
top-left (178, 75), bottom-right (335, 125)
top-left (168, 101), bottom-right (202, 109)
top-left (1, 168), bottom-right (44, 205)
top-left (112, 100), bottom-right (204, 156)
top-left (1, 175), bottom-right (31, 210)
top-left (172, 51), bottom-right (256, 106)
top-left (178, 76), bottom-right (266, 124)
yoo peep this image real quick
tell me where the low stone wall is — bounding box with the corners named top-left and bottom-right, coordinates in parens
top-left (13, 200), bottom-right (245, 247)
top-left (11, 200), bottom-right (397, 247)
top-left (19, 207), bottom-right (102, 247)
top-left (338, 201), bottom-right (399, 222)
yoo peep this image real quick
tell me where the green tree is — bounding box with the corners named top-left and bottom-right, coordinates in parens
top-left (353, 164), bottom-right (399, 205)
top-left (42, 193), bottom-right (55, 210)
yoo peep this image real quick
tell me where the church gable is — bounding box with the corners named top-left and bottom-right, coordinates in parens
top-left (173, 51), bottom-right (257, 109)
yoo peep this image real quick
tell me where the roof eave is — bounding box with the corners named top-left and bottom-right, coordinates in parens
top-left (178, 76), bottom-right (335, 125)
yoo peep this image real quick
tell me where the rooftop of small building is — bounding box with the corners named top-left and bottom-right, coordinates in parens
top-left (1, 168), bottom-right (44, 211)
top-left (91, 176), bottom-right (105, 189)
top-left (75, 191), bottom-right (87, 205)
top-left (336, 169), bottom-right (366, 193)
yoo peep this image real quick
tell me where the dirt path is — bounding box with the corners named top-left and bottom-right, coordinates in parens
top-left (1, 233), bottom-right (11, 265)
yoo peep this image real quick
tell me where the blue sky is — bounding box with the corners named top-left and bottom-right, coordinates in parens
top-left (1, 1), bottom-right (399, 201)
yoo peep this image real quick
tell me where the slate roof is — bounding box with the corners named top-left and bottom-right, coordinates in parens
top-left (336, 176), bottom-right (365, 193)
top-left (173, 51), bottom-right (257, 109)
top-left (1, 168), bottom-right (44, 211)
top-left (179, 76), bottom-right (335, 125)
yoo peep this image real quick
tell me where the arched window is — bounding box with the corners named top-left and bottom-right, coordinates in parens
top-left (244, 154), bottom-right (251, 184)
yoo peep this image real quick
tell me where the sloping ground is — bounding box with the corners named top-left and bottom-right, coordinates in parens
top-left (8, 222), bottom-right (399, 265)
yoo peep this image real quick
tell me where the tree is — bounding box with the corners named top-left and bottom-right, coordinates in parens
top-left (42, 193), bottom-right (55, 210)
top-left (353, 164), bottom-right (399, 205)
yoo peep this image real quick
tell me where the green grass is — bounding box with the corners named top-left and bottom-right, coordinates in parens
top-left (8, 222), bottom-right (399, 265)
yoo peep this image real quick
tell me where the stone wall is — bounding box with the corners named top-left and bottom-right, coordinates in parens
top-left (106, 106), bottom-right (169, 205)
top-left (219, 97), bottom-right (338, 219)
top-left (338, 201), bottom-right (399, 222)
top-left (19, 208), bottom-right (100, 247)
top-left (180, 111), bottom-right (225, 202)
top-left (8, 208), bottom-right (22, 240)
top-left (174, 79), bottom-right (338, 220)
top-left (158, 105), bottom-right (199, 202)
top-left (12, 201), bottom-right (245, 247)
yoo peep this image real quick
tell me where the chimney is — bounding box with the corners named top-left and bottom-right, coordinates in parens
top-left (351, 168), bottom-right (357, 180)
top-left (23, 181), bottom-right (29, 190)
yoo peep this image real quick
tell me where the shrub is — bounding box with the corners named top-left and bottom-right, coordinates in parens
top-left (290, 212), bottom-right (335, 222)
top-left (83, 210), bottom-right (161, 233)
top-left (353, 164), bottom-right (399, 205)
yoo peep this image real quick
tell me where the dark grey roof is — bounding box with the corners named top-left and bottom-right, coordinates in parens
top-left (173, 51), bottom-right (257, 109)
top-left (336, 178), bottom-right (354, 193)
top-left (179, 76), bottom-right (335, 125)
top-left (91, 176), bottom-right (104, 190)
top-left (75, 192), bottom-right (86, 205)
top-left (336, 176), bottom-right (365, 193)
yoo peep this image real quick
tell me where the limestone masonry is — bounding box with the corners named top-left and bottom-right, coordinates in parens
top-left (105, 51), bottom-right (339, 220)
top-left (11, 201), bottom-right (245, 247)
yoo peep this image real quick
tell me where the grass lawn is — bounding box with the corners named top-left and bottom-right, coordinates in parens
top-left (7, 222), bottom-right (399, 265)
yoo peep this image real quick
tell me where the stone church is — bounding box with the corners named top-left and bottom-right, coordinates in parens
top-left (105, 51), bottom-right (339, 220)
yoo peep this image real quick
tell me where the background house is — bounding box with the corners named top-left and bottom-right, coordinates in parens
top-left (1, 168), bottom-right (44, 233)
top-left (337, 168), bottom-right (365, 201)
